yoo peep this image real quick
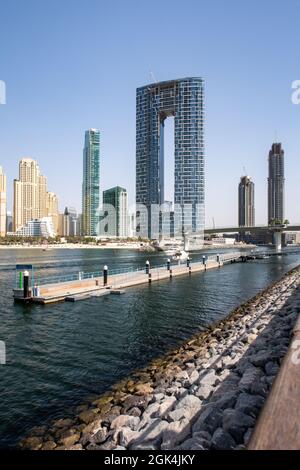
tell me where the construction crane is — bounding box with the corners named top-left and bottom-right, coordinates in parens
top-left (149, 69), bottom-right (158, 83)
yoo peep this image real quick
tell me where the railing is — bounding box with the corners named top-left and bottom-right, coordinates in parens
top-left (22, 252), bottom-right (244, 288)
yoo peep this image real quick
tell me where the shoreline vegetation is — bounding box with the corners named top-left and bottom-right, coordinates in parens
top-left (20, 264), bottom-right (300, 450)
top-left (0, 234), bottom-right (258, 251)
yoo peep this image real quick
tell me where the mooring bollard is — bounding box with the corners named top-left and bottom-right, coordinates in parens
top-left (167, 258), bottom-right (171, 271)
top-left (23, 270), bottom-right (29, 298)
top-left (148, 272), bottom-right (152, 283)
top-left (103, 265), bottom-right (108, 286)
top-left (217, 254), bottom-right (220, 267)
top-left (187, 256), bottom-right (190, 268)
top-left (169, 268), bottom-right (173, 279)
top-left (145, 260), bottom-right (150, 275)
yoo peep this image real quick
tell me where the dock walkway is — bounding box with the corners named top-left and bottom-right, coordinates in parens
top-left (13, 252), bottom-right (243, 305)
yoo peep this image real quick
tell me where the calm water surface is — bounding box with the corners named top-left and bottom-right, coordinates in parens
top-left (0, 247), bottom-right (299, 448)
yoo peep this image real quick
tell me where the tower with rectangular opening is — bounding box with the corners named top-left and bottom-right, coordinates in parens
top-left (136, 77), bottom-right (205, 240)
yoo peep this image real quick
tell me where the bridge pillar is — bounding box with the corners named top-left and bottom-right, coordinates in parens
top-left (274, 231), bottom-right (282, 253)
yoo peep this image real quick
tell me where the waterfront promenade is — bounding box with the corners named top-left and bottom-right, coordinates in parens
top-left (20, 265), bottom-right (300, 450)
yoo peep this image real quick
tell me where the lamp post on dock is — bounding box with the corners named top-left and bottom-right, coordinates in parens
top-left (23, 271), bottom-right (29, 298)
top-left (145, 260), bottom-right (150, 275)
top-left (103, 265), bottom-right (108, 286)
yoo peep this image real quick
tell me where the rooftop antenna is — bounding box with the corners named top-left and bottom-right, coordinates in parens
top-left (243, 165), bottom-right (247, 176)
top-left (274, 130), bottom-right (278, 143)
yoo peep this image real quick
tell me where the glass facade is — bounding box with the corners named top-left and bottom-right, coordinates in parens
top-left (102, 186), bottom-right (128, 237)
top-left (82, 129), bottom-right (100, 236)
top-left (136, 77), bottom-right (205, 239)
top-left (268, 143), bottom-right (285, 224)
top-left (238, 176), bottom-right (255, 227)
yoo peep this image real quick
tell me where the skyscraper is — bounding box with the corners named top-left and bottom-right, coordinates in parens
top-left (82, 129), bottom-right (100, 236)
top-left (46, 192), bottom-right (59, 234)
top-left (0, 167), bottom-right (7, 237)
top-left (13, 158), bottom-right (59, 233)
top-left (238, 176), bottom-right (255, 227)
top-left (136, 77), bottom-right (205, 239)
top-left (59, 207), bottom-right (79, 237)
top-left (268, 143), bottom-right (285, 224)
top-left (6, 211), bottom-right (13, 233)
top-left (14, 159), bottom-right (41, 231)
top-left (102, 186), bottom-right (128, 237)
top-left (39, 175), bottom-right (48, 219)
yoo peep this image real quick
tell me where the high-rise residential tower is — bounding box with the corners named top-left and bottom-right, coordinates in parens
top-left (136, 77), bottom-right (205, 239)
top-left (13, 158), bottom-right (59, 233)
top-left (82, 129), bottom-right (100, 236)
top-left (102, 186), bottom-right (128, 237)
top-left (14, 158), bottom-right (41, 231)
top-left (39, 175), bottom-right (48, 219)
top-left (0, 167), bottom-right (7, 237)
top-left (58, 207), bottom-right (79, 237)
top-left (268, 143), bottom-right (285, 224)
top-left (46, 191), bottom-right (59, 234)
top-left (6, 211), bottom-right (13, 233)
top-left (238, 176), bottom-right (255, 227)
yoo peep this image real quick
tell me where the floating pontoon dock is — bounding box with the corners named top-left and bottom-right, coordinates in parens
top-left (13, 253), bottom-right (247, 305)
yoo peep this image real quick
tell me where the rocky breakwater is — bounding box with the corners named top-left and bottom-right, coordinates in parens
top-left (20, 266), bottom-right (300, 451)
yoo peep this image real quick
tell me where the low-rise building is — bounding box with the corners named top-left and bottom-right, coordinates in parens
top-left (284, 232), bottom-right (300, 245)
top-left (211, 237), bottom-right (235, 245)
top-left (15, 217), bottom-right (55, 238)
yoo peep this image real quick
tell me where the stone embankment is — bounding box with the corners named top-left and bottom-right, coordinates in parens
top-left (20, 266), bottom-right (300, 450)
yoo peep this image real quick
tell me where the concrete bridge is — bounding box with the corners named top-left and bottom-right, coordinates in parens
top-left (204, 224), bottom-right (300, 252)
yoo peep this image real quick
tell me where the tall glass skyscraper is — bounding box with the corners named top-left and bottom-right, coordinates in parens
top-left (136, 77), bottom-right (205, 240)
top-left (82, 129), bottom-right (100, 236)
top-left (238, 176), bottom-right (255, 227)
top-left (102, 186), bottom-right (128, 237)
top-left (268, 142), bottom-right (285, 224)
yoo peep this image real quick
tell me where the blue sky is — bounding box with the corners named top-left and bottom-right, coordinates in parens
top-left (0, 0), bottom-right (299, 226)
